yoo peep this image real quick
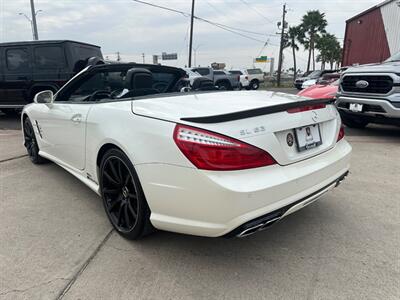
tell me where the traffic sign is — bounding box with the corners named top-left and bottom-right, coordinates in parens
top-left (161, 52), bottom-right (178, 60)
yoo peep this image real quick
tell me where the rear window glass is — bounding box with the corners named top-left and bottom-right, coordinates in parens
top-left (34, 46), bottom-right (66, 68)
top-left (247, 68), bottom-right (262, 75)
top-left (6, 48), bottom-right (29, 71)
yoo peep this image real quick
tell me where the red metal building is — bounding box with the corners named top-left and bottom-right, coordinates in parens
top-left (342, 0), bottom-right (400, 66)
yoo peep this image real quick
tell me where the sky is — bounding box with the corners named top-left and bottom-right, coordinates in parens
top-left (0, 0), bottom-right (380, 71)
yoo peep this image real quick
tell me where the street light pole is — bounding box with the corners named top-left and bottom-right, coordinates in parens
top-left (30, 0), bottom-right (39, 40)
top-left (193, 44), bottom-right (201, 67)
top-left (188, 0), bottom-right (195, 68)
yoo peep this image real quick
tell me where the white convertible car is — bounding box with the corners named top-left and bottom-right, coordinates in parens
top-left (22, 63), bottom-right (351, 239)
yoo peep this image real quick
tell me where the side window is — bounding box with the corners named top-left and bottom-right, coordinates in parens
top-left (59, 70), bottom-right (126, 102)
top-left (6, 48), bottom-right (29, 71)
top-left (34, 46), bottom-right (66, 68)
top-left (214, 71), bottom-right (225, 75)
top-left (195, 68), bottom-right (210, 76)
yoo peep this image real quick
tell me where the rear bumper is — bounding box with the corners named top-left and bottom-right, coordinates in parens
top-left (135, 140), bottom-right (352, 237)
top-left (225, 171), bottom-right (348, 237)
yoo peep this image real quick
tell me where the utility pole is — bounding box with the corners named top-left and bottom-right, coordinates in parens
top-left (30, 0), bottom-right (39, 40)
top-left (188, 0), bottom-right (195, 67)
top-left (276, 3), bottom-right (287, 87)
top-left (142, 53), bottom-right (145, 63)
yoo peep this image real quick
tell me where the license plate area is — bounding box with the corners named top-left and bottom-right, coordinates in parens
top-left (349, 103), bottom-right (363, 112)
top-left (295, 124), bottom-right (322, 152)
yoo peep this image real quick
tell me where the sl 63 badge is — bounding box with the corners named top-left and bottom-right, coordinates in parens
top-left (240, 126), bottom-right (266, 136)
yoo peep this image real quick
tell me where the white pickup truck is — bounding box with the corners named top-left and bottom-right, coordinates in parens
top-left (229, 68), bottom-right (265, 90)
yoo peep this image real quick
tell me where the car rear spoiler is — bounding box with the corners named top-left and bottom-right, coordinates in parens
top-left (180, 98), bottom-right (335, 124)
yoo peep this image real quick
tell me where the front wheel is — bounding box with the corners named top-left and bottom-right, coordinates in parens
top-left (100, 148), bottom-right (154, 240)
top-left (23, 117), bottom-right (47, 164)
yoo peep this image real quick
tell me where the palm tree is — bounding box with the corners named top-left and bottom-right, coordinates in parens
top-left (299, 10), bottom-right (327, 72)
top-left (316, 33), bottom-right (341, 70)
top-left (285, 26), bottom-right (301, 81)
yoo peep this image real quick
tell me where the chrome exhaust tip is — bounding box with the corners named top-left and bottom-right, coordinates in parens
top-left (236, 216), bottom-right (281, 238)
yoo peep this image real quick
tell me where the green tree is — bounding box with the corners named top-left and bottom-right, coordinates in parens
top-left (284, 26), bottom-right (301, 80)
top-left (316, 33), bottom-right (341, 70)
top-left (299, 10), bottom-right (328, 72)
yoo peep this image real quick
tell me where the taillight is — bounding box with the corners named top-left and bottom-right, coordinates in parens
top-left (173, 124), bottom-right (276, 171)
top-left (287, 104), bottom-right (326, 113)
top-left (337, 124), bottom-right (345, 142)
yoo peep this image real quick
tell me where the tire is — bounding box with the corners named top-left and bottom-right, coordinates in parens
top-left (99, 148), bottom-right (154, 240)
top-left (250, 80), bottom-right (260, 90)
top-left (340, 113), bottom-right (369, 129)
top-left (217, 81), bottom-right (232, 90)
top-left (23, 117), bottom-right (47, 164)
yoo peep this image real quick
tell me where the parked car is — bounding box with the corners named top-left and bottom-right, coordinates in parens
top-left (302, 73), bottom-right (340, 90)
top-left (181, 69), bottom-right (216, 91)
top-left (21, 62), bottom-right (351, 240)
top-left (294, 70), bottom-right (337, 90)
top-left (0, 40), bottom-right (103, 115)
top-left (298, 80), bottom-right (339, 99)
top-left (191, 67), bottom-right (240, 90)
top-left (317, 73), bottom-right (341, 85)
top-left (336, 52), bottom-right (400, 128)
top-left (183, 68), bottom-right (202, 85)
top-left (302, 79), bottom-right (317, 89)
top-left (229, 68), bottom-right (265, 90)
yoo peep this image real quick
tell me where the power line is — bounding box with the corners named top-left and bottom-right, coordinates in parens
top-left (132, 0), bottom-right (270, 44)
top-left (239, 0), bottom-right (274, 24)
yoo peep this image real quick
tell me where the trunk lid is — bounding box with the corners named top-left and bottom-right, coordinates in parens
top-left (131, 91), bottom-right (341, 166)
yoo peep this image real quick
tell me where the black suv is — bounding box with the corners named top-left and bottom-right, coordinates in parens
top-left (0, 40), bottom-right (103, 115)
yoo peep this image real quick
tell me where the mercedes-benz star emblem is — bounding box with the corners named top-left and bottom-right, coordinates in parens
top-left (312, 111), bottom-right (318, 123)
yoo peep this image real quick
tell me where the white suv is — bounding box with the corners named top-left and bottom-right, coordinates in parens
top-left (230, 68), bottom-right (265, 90)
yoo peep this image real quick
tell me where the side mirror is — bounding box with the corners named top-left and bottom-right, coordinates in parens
top-left (34, 90), bottom-right (54, 104)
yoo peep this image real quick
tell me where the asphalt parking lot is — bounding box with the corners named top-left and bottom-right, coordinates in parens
top-left (1, 92), bottom-right (399, 299)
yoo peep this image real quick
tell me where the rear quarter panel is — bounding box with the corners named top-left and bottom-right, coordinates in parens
top-left (84, 100), bottom-right (193, 184)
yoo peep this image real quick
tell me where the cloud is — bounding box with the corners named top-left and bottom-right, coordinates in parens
top-left (1, 0), bottom-right (379, 71)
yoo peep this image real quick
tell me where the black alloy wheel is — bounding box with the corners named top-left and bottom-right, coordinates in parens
top-left (23, 117), bottom-right (46, 164)
top-left (100, 149), bottom-right (153, 239)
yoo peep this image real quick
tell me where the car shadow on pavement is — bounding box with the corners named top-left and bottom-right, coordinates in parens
top-left (345, 124), bottom-right (400, 139)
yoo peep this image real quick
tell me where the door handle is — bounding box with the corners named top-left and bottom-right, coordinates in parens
top-left (71, 114), bottom-right (82, 123)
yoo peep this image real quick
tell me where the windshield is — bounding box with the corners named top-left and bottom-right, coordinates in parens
top-left (247, 68), bottom-right (262, 75)
top-left (308, 70), bottom-right (322, 78)
top-left (57, 65), bottom-right (186, 102)
top-left (386, 51), bottom-right (400, 62)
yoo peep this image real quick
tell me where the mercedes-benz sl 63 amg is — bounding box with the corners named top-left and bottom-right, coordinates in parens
top-left (21, 63), bottom-right (351, 239)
